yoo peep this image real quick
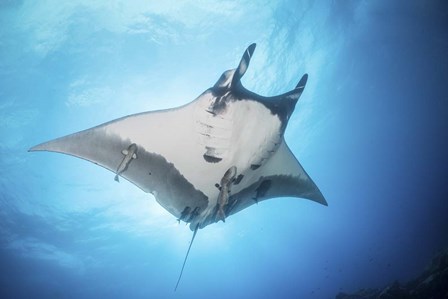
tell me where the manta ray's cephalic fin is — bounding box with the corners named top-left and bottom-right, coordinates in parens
top-left (174, 224), bottom-right (200, 291)
top-left (231, 43), bottom-right (256, 88)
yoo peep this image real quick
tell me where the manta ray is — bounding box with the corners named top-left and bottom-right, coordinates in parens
top-left (29, 43), bottom-right (326, 290)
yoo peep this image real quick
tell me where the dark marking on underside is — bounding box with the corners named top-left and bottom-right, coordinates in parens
top-left (250, 164), bottom-right (261, 170)
top-left (203, 154), bottom-right (222, 163)
top-left (203, 146), bottom-right (222, 163)
top-left (210, 96), bottom-right (228, 115)
top-left (205, 109), bottom-right (216, 116)
top-left (234, 174), bottom-right (244, 185)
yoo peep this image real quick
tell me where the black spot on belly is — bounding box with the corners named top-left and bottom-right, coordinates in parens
top-left (255, 180), bottom-right (272, 199)
top-left (203, 146), bottom-right (222, 163)
top-left (234, 174), bottom-right (244, 185)
top-left (250, 164), bottom-right (261, 170)
top-left (203, 154), bottom-right (222, 163)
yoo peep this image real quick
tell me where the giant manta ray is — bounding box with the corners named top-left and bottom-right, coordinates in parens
top-left (30, 43), bottom-right (326, 289)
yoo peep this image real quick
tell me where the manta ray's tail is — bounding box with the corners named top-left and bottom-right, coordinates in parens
top-left (114, 175), bottom-right (119, 182)
top-left (174, 224), bottom-right (199, 291)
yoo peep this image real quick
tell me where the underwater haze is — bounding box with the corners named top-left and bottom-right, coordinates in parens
top-left (1, 1), bottom-right (448, 299)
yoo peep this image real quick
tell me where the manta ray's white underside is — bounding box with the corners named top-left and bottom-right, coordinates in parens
top-left (30, 43), bottom-right (326, 231)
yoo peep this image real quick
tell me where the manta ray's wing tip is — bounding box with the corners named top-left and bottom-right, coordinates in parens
top-left (28, 138), bottom-right (65, 153)
top-left (28, 139), bottom-right (54, 152)
top-left (315, 192), bottom-right (328, 206)
top-left (28, 143), bottom-right (43, 152)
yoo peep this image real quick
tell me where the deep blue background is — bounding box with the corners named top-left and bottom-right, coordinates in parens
top-left (1, 1), bottom-right (447, 298)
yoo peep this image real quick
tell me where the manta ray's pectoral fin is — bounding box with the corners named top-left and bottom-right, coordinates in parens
top-left (225, 141), bottom-right (326, 218)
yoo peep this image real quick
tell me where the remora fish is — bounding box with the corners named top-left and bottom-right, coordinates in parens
top-left (216, 166), bottom-right (237, 222)
top-left (115, 143), bottom-right (138, 182)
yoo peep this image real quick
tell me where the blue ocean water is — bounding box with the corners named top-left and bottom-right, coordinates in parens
top-left (1, 1), bottom-right (447, 298)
